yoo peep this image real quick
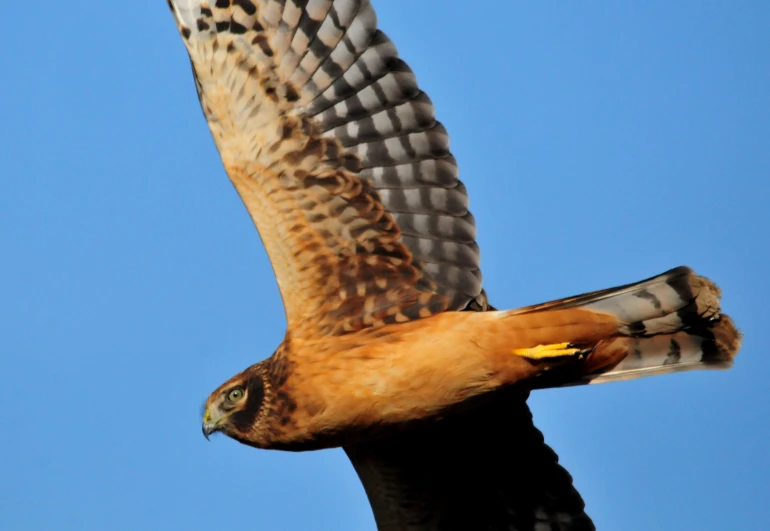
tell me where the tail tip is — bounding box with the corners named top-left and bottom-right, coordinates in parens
top-left (704, 314), bottom-right (742, 365)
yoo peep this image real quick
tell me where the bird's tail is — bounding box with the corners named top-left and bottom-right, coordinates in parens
top-left (505, 266), bottom-right (741, 387)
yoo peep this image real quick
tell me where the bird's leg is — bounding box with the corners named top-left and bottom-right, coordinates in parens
top-left (512, 342), bottom-right (594, 360)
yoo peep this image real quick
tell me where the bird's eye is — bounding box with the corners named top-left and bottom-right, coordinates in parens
top-left (226, 388), bottom-right (244, 403)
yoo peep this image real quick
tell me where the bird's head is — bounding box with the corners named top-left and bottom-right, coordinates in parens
top-left (201, 363), bottom-right (270, 446)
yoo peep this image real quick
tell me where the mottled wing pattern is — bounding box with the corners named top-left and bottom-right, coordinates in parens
top-left (346, 389), bottom-right (595, 531)
top-left (270, 0), bottom-right (485, 311)
top-left (169, 0), bottom-right (486, 337)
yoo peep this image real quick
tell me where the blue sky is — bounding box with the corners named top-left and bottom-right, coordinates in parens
top-left (2, 1), bottom-right (768, 530)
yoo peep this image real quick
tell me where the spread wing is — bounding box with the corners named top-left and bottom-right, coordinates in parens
top-left (345, 388), bottom-right (596, 531)
top-left (169, 0), bottom-right (486, 338)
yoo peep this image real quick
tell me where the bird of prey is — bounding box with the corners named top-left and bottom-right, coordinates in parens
top-left (167, 1), bottom-right (741, 529)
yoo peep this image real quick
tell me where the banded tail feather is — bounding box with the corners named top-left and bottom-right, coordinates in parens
top-left (512, 266), bottom-right (741, 387)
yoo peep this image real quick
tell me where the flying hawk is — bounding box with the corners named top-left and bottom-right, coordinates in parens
top-left (167, 1), bottom-right (741, 529)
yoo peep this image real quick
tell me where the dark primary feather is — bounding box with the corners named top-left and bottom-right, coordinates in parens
top-left (226, 0), bottom-right (490, 311)
top-left (294, 3), bottom-right (488, 311)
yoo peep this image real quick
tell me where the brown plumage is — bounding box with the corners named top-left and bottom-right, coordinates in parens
top-left (168, 1), bottom-right (741, 529)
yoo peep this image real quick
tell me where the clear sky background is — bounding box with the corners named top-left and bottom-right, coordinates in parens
top-left (2, 1), bottom-right (768, 530)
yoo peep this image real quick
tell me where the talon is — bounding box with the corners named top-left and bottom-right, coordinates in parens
top-left (513, 342), bottom-right (594, 360)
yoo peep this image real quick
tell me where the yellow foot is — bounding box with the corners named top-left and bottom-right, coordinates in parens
top-left (512, 342), bottom-right (592, 360)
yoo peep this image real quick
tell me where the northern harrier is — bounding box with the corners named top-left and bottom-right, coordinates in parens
top-left (167, 1), bottom-right (741, 529)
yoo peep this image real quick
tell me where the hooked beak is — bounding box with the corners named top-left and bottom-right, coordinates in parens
top-left (202, 407), bottom-right (219, 440)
